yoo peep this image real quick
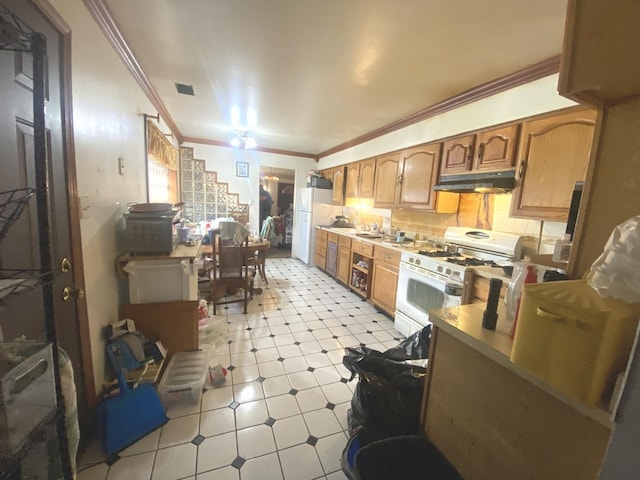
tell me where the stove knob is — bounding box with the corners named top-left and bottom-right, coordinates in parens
top-left (436, 265), bottom-right (443, 274)
top-left (445, 268), bottom-right (452, 276)
top-left (409, 257), bottom-right (414, 263)
top-left (415, 259), bottom-right (420, 266)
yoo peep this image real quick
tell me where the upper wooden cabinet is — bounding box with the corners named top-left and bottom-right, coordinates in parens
top-left (345, 158), bottom-right (376, 198)
top-left (373, 152), bottom-right (401, 207)
top-left (559, 0), bottom-right (640, 105)
top-left (441, 134), bottom-right (475, 174)
top-left (510, 108), bottom-right (597, 221)
top-left (331, 166), bottom-right (345, 205)
top-left (441, 125), bottom-right (519, 175)
top-left (374, 143), bottom-right (458, 212)
top-left (473, 124), bottom-right (519, 171)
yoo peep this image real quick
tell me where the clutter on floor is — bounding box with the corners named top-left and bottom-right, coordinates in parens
top-left (340, 325), bottom-right (461, 479)
top-left (157, 350), bottom-right (209, 408)
top-left (97, 370), bottom-right (168, 458)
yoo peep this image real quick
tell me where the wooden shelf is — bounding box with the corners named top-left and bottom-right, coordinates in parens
top-left (350, 286), bottom-right (368, 298)
top-left (352, 264), bottom-right (369, 274)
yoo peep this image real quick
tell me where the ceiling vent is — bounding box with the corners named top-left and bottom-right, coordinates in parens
top-left (175, 83), bottom-right (194, 96)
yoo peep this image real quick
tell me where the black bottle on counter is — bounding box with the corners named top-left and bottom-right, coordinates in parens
top-left (482, 278), bottom-right (503, 331)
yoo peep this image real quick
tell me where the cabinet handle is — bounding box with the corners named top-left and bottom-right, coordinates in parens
top-left (467, 147), bottom-right (473, 164)
top-left (396, 174), bottom-right (403, 185)
top-left (518, 161), bottom-right (527, 178)
top-left (477, 143), bottom-right (485, 161)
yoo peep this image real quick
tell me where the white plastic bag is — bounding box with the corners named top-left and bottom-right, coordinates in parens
top-left (587, 215), bottom-right (640, 303)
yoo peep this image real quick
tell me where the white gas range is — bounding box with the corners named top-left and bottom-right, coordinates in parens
top-left (394, 227), bottom-right (524, 337)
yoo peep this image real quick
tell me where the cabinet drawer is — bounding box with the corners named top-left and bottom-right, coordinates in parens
top-left (373, 246), bottom-right (400, 267)
top-left (316, 237), bottom-right (327, 249)
top-left (338, 235), bottom-right (352, 248)
top-left (352, 239), bottom-right (373, 257)
top-left (328, 232), bottom-right (338, 243)
top-left (316, 229), bottom-right (328, 240)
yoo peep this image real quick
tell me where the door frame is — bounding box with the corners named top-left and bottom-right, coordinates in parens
top-left (31, 0), bottom-right (96, 410)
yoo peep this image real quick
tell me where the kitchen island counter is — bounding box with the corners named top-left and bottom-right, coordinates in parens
top-left (422, 304), bottom-right (613, 479)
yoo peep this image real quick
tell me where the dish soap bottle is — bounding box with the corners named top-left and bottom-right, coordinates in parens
top-left (442, 271), bottom-right (464, 308)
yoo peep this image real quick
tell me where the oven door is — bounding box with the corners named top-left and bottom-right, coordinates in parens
top-left (395, 262), bottom-right (447, 328)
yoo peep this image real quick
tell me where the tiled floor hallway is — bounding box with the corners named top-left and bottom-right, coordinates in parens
top-left (78, 257), bottom-right (401, 480)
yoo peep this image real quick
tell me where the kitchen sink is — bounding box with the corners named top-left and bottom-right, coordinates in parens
top-left (355, 232), bottom-right (383, 239)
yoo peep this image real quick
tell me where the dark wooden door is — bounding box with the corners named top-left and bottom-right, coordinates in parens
top-left (0, 0), bottom-right (89, 435)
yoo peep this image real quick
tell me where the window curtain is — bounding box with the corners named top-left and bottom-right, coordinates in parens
top-left (146, 119), bottom-right (178, 202)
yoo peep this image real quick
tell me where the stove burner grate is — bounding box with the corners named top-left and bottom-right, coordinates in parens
top-left (446, 258), bottom-right (497, 267)
top-left (418, 250), bottom-right (462, 258)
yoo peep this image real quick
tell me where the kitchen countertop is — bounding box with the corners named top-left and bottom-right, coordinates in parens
top-left (429, 303), bottom-right (613, 427)
top-left (317, 225), bottom-right (421, 252)
top-left (317, 226), bottom-right (514, 282)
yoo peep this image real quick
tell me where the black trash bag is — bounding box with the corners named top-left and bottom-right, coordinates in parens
top-left (343, 346), bottom-right (426, 436)
top-left (383, 325), bottom-right (432, 361)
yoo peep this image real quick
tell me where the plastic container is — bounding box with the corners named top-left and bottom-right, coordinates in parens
top-left (157, 351), bottom-right (209, 407)
top-left (552, 233), bottom-right (572, 263)
top-left (442, 271), bottom-right (464, 308)
top-left (510, 279), bottom-right (640, 406)
top-left (0, 343), bottom-right (56, 455)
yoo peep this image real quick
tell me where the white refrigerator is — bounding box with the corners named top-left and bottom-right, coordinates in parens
top-left (294, 187), bottom-right (339, 265)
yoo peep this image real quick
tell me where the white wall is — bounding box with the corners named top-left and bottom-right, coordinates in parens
top-left (184, 142), bottom-right (316, 233)
top-left (51, 0), bottom-right (168, 393)
top-left (318, 75), bottom-right (575, 168)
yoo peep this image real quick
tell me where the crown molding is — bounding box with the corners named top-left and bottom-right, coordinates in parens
top-left (318, 55), bottom-right (561, 159)
top-left (182, 136), bottom-right (318, 160)
top-left (83, 0), bottom-right (184, 143)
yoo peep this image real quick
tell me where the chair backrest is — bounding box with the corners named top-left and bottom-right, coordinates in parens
top-left (211, 229), bottom-right (250, 281)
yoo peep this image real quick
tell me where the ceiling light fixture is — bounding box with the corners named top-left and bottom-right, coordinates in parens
top-left (230, 130), bottom-right (257, 149)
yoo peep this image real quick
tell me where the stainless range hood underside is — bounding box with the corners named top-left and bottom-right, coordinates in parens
top-left (433, 170), bottom-right (516, 194)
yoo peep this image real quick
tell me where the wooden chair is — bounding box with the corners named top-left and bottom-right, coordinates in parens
top-left (210, 230), bottom-right (257, 314)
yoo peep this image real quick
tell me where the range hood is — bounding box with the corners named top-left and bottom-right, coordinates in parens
top-left (433, 170), bottom-right (516, 194)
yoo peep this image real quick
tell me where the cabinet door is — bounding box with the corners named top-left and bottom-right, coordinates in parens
top-left (331, 166), bottom-right (345, 205)
top-left (441, 134), bottom-right (475, 174)
top-left (510, 108), bottom-right (596, 221)
top-left (373, 152), bottom-right (401, 208)
top-left (473, 124), bottom-right (519, 171)
top-left (398, 143), bottom-right (441, 209)
top-left (371, 262), bottom-right (399, 315)
top-left (358, 158), bottom-right (376, 198)
top-left (337, 246), bottom-right (351, 284)
top-left (345, 162), bottom-right (360, 198)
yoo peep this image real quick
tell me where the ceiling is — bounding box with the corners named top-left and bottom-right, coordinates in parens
top-left (100, 0), bottom-right (568, 157)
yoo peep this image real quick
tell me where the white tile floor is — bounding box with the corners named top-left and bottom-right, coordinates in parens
top-left (77, 258), bottom-right (403, 480)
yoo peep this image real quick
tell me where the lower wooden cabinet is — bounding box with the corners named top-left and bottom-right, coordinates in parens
top-left (315, 229), bottom-right (328, 269)
top-left (371, 246), bottom-right (401, 315)
top-left (336, 235), bottom-right (352, 284)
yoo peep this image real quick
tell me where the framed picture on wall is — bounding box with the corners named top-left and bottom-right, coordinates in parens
top-left (236, 162), bottom-right (249, 177)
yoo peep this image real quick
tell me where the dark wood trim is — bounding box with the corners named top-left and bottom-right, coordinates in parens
top-left (318, 55), bottom-right (562, 159)
top-left (83, 0), bottom-right (184, 143)
top-left (31, 0), bottom-right (97, 411)
top-left (182, 136), bottom-right (319, 160)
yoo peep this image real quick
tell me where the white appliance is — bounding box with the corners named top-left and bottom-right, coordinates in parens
top-left (125, 258), bottom-right (198, 304)
top-left (394, 227), bottom-right (523, 337)
top-left (293, 187), bottom-right (338, 265)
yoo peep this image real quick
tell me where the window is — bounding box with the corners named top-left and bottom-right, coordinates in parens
top-left (146, 119), bottom-right (178, 203)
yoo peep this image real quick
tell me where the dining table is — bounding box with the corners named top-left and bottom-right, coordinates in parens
top-left (199, 238), bottom-right (271, 284)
